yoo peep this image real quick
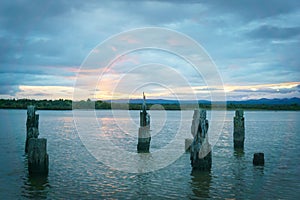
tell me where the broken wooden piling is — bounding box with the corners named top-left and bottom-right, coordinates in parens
top-left (137, 93), bottom-right (151, 153)
top-left (233, 110), bottom-right (245, 149)
top-left (28, 138), bottom-right (49, 175)
top-left (190, 110), bottom-right (212, 171)
top-left (25, 106), bottom-right (49, 175)
top-left (25, 105), bottom-right (39, 153)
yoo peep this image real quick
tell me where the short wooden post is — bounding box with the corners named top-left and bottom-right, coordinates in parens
top-left (253, 153), bottom-right (264, 166)
top-left (28, 138), bottom-right (49, 175)
top-left (233, 110), bottom-right (245, 148)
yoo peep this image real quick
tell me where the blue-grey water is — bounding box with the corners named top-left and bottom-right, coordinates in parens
top-left (0, 109), bottom-right (299, 199)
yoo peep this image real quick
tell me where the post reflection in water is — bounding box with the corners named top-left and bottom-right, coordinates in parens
top-left (190, 170), bottom-right (211, 199)
top-left (233, 148), bottom-right (245, 158)
top-left (232, 148), bottom-right (246, 198)
top-left (22, 174), bottom-right (50, 199)
top-left (251, 165), bottom-right (265, 199)
top-left (135, 172), bottom-right (150, 198)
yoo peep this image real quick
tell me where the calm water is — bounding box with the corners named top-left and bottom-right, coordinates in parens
top-left (0, 109), bottom-right (299, 199)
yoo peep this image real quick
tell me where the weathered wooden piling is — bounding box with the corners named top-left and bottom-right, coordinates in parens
top-left (253, 153), bottom-right (264, 166)
top-left (233, 110), bottom-right (245, 148)
top-left (25, 106), bottom-right (39, 153)
top-left (28, 138), bottom-right (49, 175)
top-left (25, 106), bottom-right (49, 175)
top-left (190, 110), bottom-right (212, 171)
top-left (137, 93), bottom-right (151, 153)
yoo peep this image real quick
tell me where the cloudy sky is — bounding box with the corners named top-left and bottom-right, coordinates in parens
top-left (0, 0), bottom-right (299, 101)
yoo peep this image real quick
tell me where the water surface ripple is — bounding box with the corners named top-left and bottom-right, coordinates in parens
top-left (0, 110), bottom-right (299, 199)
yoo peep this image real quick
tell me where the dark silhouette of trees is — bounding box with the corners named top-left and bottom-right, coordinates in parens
top-left (0, 99), bottom-right (299, 110)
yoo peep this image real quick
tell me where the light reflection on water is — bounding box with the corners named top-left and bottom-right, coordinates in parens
top-left (0, 110), bottom-right (299, 199)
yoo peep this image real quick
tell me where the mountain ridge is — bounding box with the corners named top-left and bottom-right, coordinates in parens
top-left (106, 97), bottom-right (300, 105)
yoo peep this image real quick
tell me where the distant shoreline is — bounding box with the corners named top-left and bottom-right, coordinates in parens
top-left (1, 98), bottom-right (299, 111)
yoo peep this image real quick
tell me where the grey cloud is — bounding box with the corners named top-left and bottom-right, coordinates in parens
top-left (28, 92), bottom-right (48, 97)
top-left (141, 0), bottom-right (300, 23)
top-left (195, 87), bottom-right (221, 91)
top-left (200, 0), bottom-right (300, 22)
top-left (118, 1), bottom-right (205, 25)
top-left (0, 85), bottom-right (20, 95)
top-left (248, 25), bottom-right (300, 40)
top-left (233, 85), bottom-right (300, 94)
top-left (0, 72), bottom-right (74, 95)
top-left (0, 0), bottom-right (102, 66)
top-left (0, 65), bottom-right (76, 77)
top-left (0, 0), bottom-right (87, 34)
top-left (0, 0), bottom-right (299, 99)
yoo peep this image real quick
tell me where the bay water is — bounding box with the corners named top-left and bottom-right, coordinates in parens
top-left (0, 109), bottom-right (299, 199)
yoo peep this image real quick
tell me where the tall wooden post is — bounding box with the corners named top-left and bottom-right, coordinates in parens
top-left (25, 106), bottom-right (39, 153)
top-left (233, 110), bottom-right (245, 148)
top-left (137, 92), bottom-right (151, 153)
top-left (190, 110), bottom-right (212, 171)
top-left (25, 106), bottom-right (49, 175)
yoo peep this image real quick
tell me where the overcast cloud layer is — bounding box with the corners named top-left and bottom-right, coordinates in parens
top-left (0, 0), bottom-right (299, 100)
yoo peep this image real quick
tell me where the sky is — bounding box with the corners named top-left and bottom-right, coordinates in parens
top-left (0, 0), bottom-right (299, 101)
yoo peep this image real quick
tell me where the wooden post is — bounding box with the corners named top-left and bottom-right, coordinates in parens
top-left (253, 153), bottom-right (264, 166)
top-left (190, 110), bottom-right (212, 171)
top-left (28, 138), bottom-right (49, 175)
top-left (233, 110), bottom-right (245, 148)
top-left (25, 106), bottom-right (49, 175)
top-left (25, 106), bottom-right (39, 153)
top-left (137, 92), bottom-right (151, 153)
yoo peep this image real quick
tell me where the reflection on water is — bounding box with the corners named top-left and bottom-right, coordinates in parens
top-left (190, 170), bottom-right (211, 199)
top-left (233, 148), bottom-right (245, 158)
top-left (232, 148), bottom-right (247, 199)
top-left (135, 173), bottom-right (151, 198)
top-left (253, 165), bottom-right (264, 176)
top-left (251, 166), bottom-right (265, 199)
top-left (22, 155), bottom-right (50, 199)
top-left (22, 174), bottom-right (49, 199)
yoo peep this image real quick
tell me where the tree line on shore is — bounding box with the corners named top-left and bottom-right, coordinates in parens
top-left (0, 98), bottom-right (299, 110)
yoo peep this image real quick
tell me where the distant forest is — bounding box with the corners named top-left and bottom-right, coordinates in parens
top-left (0, 98), bottom-right (299, 110)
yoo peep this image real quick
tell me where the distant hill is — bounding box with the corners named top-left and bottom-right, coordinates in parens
top-left (227, 97), bottom-right (300, 105)
top-left (107, 97), bottom-right (300, 105)
top-left (108, 99), bottom-right (207, 104)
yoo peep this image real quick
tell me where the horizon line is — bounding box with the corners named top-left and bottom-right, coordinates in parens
top-left (1, 97), bottom-right (299, 102)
